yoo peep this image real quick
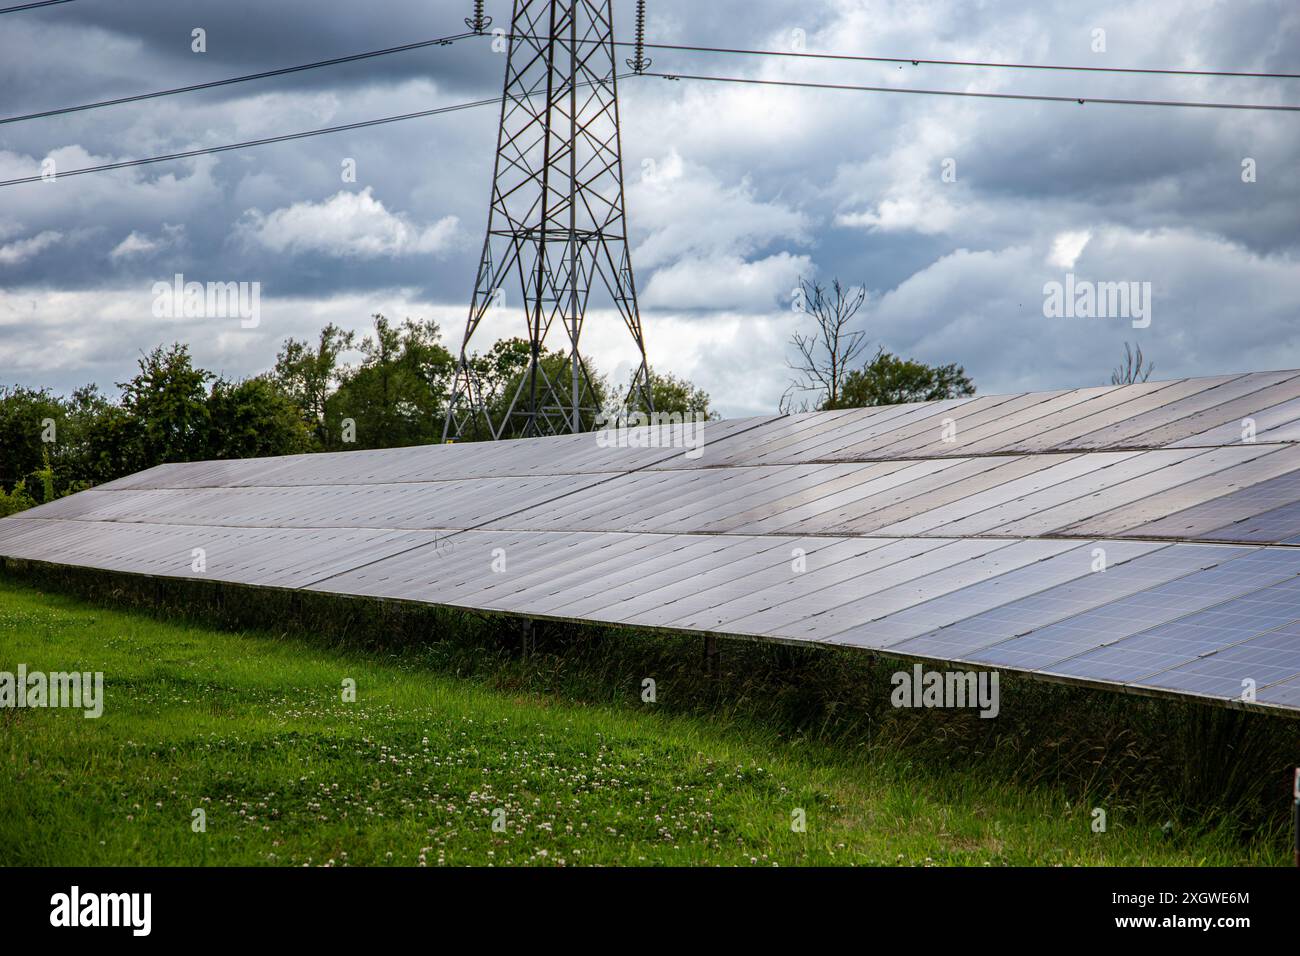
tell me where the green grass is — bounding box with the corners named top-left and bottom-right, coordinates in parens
top-left (0, 574), bottom-right (1291, 866)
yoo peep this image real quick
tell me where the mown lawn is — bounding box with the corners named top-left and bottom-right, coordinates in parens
top-left (0, 576), bottom-right (1284, 866)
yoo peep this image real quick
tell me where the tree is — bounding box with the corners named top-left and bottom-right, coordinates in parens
top-left (641, 367), bottom-right (719, 420)
top-left (272, 323), bottom-right (355, 447)
top-left (117, 344), bottom-right (212, 467)
top-left (76, 402), bottom-right (145, 487)
top-left (482, 348), bottom-right (610, 439)
top-left (56, 385), bottom-right (125, 492)
top-left (0, 480), bottom-right (36, 517)
top-left (325, 315), bottom-right (456, 449)
top-left (1111, 342), bottom-right (1154, 385)
top-left (783, 277), bottom-right (869, 412)
top-left (205, 377), bottom-right (313, 460)
top-left (0, 385), bottom-right (66, 494)
top-left (834, 347), bottom-right (976, 408)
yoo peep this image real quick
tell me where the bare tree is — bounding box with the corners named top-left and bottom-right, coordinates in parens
top-left (1111, 342), bottom-right (1154, 385)
top-left (783, 278), bottom-right (869, 411)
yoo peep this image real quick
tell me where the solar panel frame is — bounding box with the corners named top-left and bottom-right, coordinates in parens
top-left (1054, 373), bottom-right (1246, 449)
top-left (999, 379), bottom-right (1245, 453)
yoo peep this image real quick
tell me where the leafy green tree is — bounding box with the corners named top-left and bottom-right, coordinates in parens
top-left (272, 323), bottom-right (356, 447)
top-left (34, 446), bottom-right (55, 503)
top-left (205, 377), bottom-right (313, 460)
top-left (482, 348), bottom-right (609, 439)
top-left (445, 337), bottom-right (532, 441)
top-left (0, 480), bottom-right (36, 517)
top-left (833, 347), bottom-right (975, 408)
top-left (75, 403), bottom-right (144, 487)
top-left (0, 385), bottom-right (65, 494)
top-left (325, 315), bottom-right (455, 449)
top-left (641, 367), bottom-right (719, 420)
top-left (117, 344), bottom-right (212, 467)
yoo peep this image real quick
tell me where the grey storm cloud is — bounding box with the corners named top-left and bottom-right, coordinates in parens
top-left (1, 0), bottom-right (1298, 417)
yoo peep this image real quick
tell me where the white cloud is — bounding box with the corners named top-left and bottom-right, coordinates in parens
top-left (0, 230), bottom-right (62, 266)
top-left (861, 225), bottom-right (1300, 395)
top-left (238, 188), bottom-right (460, 259)
top-left (832, 111), bottom-right (970, 236)
top-left (626, 150), bottom-right (813, 311)
top-left (109, 232), bottom-right (158, 260)
top-left (837, 195), bottom-right (959, 235)
top-left (110, 225), bottom-right (184, 261)
top-left (630, 150), bottom-right (810, 268)
top-left (1048, 230), bottom-right (1093, 269)
top-left (642, 251), bottom-right (812, 311)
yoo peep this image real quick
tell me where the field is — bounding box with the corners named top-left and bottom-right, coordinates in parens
top-left (0, 573), bottom-right (1293, 866)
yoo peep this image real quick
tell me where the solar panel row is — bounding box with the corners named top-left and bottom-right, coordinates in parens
top-left (33, 444), bottom-right (1300, 543)
top-left (6, 371), bottom-right (1300, 714)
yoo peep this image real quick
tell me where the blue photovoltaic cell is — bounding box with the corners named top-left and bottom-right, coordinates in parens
top-left (1143, 620), bottom-right (1300, 699)
top-left (1127, 469), bottom-right (1300, 540)
top-left (830, 540), bottom-right (1167, 649)
top-left (1201, 500), bottom-right (1300, 543)
top-left (1044, 574), bottom-right (1300, 685)
top-left (1170, 392), bottom-right (1300, 447)
top-left (962, 547), bottom-right (1300, 671)
top-left (892, 543), bottom-right (1250, 661)
top-left (1259, 676), bottom-right (1300, 709)
top-left (783, 539), bottom-right (1082, 644)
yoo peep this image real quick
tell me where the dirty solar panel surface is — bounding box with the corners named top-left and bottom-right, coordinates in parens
top-left (5, 371), bottom-right (1300, 713)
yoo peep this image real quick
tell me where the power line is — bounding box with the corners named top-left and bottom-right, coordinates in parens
top-left (646, 71), bottom-right (1300, 112)
top-left (0, 30), bottom-right (480, 127)
top-left (0, 73), bottom-right (632, 188)
top-left (635, 39), bottom-right (1300, 81)
top-left (0, 97), bottom-right (501, 188)
top-left (505, 33), bottom-right (1300, 81)
top-left (0, 0), bottom-right (76, 13)
top-left (10, 26), bottom-right (1290, 131)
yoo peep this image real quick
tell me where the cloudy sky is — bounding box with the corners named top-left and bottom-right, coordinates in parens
top-left (1, 0), bottom-right (1298, 418)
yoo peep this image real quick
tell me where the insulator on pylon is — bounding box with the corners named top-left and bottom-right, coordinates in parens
top-left (625, 0), bottom-right (652, 73)
top-left (466, 0), bottom-right (493, 34)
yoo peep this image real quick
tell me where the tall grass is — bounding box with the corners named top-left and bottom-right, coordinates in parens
top-left (4, 557), bottom-right (1297, 855)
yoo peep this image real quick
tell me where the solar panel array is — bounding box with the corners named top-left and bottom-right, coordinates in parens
top-left (6, 370), bottom-right (1300, 712)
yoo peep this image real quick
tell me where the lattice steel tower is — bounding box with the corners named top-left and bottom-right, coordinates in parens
top-left (444, 0), bottom-right (653, 441)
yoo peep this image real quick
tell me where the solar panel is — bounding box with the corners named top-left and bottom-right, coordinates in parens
top-left (1062, 444), bottom-right (1300, 540)
top-left (1044, 575), bottom-right (1300, 684)
top-left (891, 543), bottom-right (1250, 661)
top-left (961, 548), bottom-right (1300, 671)
top-left (1085, 370), bottom-right (1298, 448)
top-left (7, 370), bottom-right (1300, 714)
top-left (840, 540), bottom-right (1172, 649)
top-left (1125, 373), bottom-right (1300, 448)
top-left (1141, 621), bottom-right (1300, 700)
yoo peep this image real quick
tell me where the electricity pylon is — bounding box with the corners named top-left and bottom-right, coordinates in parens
top-left (443, 0), bottom-right (654, 441)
